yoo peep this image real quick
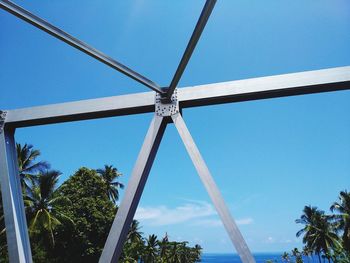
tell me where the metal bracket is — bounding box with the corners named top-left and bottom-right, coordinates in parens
top-left (155, 88), bottom-right (179, 116)
top-left (0, 110), bottom-right (7, 134)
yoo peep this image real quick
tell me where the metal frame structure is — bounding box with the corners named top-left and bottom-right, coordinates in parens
top-left (0, 0), bottom-right (349, 262)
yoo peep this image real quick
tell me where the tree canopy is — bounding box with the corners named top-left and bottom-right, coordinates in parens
top-left (0, 144), bottom-right (202, 263)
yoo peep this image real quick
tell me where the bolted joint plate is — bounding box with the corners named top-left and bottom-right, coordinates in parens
top-left (155, 89), bottom-right (179, 117)
top-left (0, 110), bottom-right (7, 134)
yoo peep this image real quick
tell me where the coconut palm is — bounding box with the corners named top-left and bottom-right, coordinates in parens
top-left (302, 246), bottom-right (313, 263)
top-left (96, 165), bottom-right (124, 203)
top-left (178, 242), bottom-right (191, 263)
top-left (190, 244), bottom-right (202, 262)
top-left (122, 220), bottom-right (144, 262)
top-left (122, 241), bottom-right (144, 263)
top-left (282, 252), bottom-right (290, 262)
top-left (296, 205), bottom-right (340, 262)
top-left (24, 170), bottom-right (72, 246)
top-left (127, 220), bottom-right (143, 244)
top-left (143, 234), bottom-right (159, 263)
top-left (16, 143), bottom-right (49, 190)
top-left (291, 248), bottom-right (303, 263)
top-left (168, 242), bottom-right (181, 263)
top-left (159, 233), bottom-right (169, 260)
top-left (330, 190), bottom-right (350, 253)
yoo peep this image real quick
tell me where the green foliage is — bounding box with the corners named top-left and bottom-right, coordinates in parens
top-left (330, 190), bottom-right (350, 253)
top-left (96, 164), bottom-right (124, 203)
top-left (0, 143), bottom-right (203, 262)
top-left (288, 192), bottom-right (350, 263)
top-left (50, 167), bottom-right (117, 263)
top-left (296, 206), bottom-right (341, 261)
top-left (121, 232), bottom-right (202, 263)
top-left (25, 170), bottom-right (72, 247)
top-left (16, 143), bottom-right (49, 190)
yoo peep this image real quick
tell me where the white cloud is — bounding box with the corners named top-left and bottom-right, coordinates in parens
top-left (135, 201), bottom-right (215, 226)
top-left (135, 201), bottom-right (253, 227)
top-left (265, 236), bottom-right (275, 243)
top-left (236, 217), bottom-right (254, 225)
top-left (192, 219), bottom-right (222, 227)
top-left (193, 217), bottom-right (253, 227)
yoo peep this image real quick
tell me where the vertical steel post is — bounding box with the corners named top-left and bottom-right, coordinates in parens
top-left (99, 115), bottom-right (168, 263)
top-left (0, 127), bottom-right (32, 263)
top-left (171, 113), bottom-right (255, 263)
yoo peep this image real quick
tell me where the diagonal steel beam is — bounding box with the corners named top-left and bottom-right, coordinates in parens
top-left (4, 66), bottom-right (350, 128)
top-left (99, 115), bottom-right (168, 263)
top-left (165, 0), bottom-right (217, 99)
top-left (172, 112), bottom-right (255, 263)
top-left (0, 126), bottom-right (32, 263)
top-left (0, 0), bottom-right (164, 94)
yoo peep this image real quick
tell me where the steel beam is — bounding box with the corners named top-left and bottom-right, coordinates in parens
top-left (179, 66), bottom-right (350, 108)
top-left (4, 66), bottom-right (350, 128)
top-left (0, 0), bottom-right (163, 94)
top-left (171, 113), bottom-right (255, 263)
top-left (99, 115), bottom-right (167, 263)
top-left (166, 0), bottom-right (217, 98)
top-left (5, 92), bottom-right (155, 128)
top-left (0, 127), bottom-right (32, 263)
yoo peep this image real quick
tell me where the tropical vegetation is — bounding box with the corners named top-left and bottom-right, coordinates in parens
top-left (281, 191), bottom-right (350, 263)
top-left (0, 143), bottom-right (202, 262)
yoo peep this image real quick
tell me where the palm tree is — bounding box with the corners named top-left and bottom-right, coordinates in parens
top-left (0, 143), bottom-right (49, 255)
top-left (143, 234), bottom-right (159, 262)
top-left (159, 233), bottom-right (169, 260)
top-left (178, 242), bottom-right (191, 263)
top-left (16, 143), bottom-right (49, 190)
top-left (127, 220), bottom-right (143, 244)
top-left (296, 205), bottom-right (341, 262)
top-left (24, 170), bottom-right (72, 246)
top-left (123, 220), bottom-right (144, 261)
top-left (281, 252), bottom-right (290, 262)
top-left (168, 242), bottom-right (181, 263)
top-left (330, 190), bottom-right (350, 253)
top-left (302, 246), bottom-right (313, 263)
top-left (291, 248), bottom-right (303, 263)
top-left (96, 165), bottom-right (124, 203)
top-left (190, 244), bottom-right (202, 262)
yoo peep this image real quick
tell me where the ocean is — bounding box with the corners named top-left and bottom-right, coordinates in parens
top-left (201, 253), bottom-right (318, 262)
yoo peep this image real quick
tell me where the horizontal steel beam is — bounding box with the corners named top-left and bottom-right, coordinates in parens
top-left (179, 65), bottom-right (350, 108)
top-left (4, 66), bottom-right (350, 128)
top-left (5, 92), bottom-right (155, 127)
top-left (0, 0), bottom-right (163, 93)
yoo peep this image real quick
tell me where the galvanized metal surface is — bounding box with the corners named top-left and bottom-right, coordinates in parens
top-left (172, 113), bottom-right (256, 263)
top-left (99, 115), bottom-right (167, 262)
top-left (166, 0), bottom-right (217, 98)
top-left (1, 1), bottom-right (349, 263)
top-left (4, 66), bottom-right (350, 128)
top-left (0, 129), bottom-right (32, 263)
top-left (0, 0), bottom-right (163, 94)
top-left (178, 66), bottom-right (350, 108)
top-left (155, 89), bottom-right (179, 116)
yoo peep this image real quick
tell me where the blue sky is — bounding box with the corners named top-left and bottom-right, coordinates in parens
top-left (1, 0), bottom-right (350, 253)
